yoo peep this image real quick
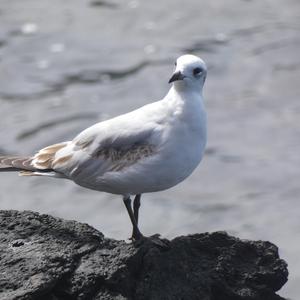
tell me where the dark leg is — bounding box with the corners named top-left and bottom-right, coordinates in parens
top-left (133, 194), bottom-right (141, 225)
top-left (123, 195), bottom-right (170, 249)
top-left (123, 196), bottom-right (143, 240)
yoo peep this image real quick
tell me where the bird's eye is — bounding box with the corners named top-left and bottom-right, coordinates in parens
top-left (175, 61), bottom-right (177, 67)
top-left (193, 67), bottom-right (202, 76)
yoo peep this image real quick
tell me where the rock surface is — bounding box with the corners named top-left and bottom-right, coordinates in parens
top-left (0, 210), bottom-right (288, 300)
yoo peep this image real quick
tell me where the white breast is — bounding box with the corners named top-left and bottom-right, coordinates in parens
top-left (90, 90), bottom-right (207, 195)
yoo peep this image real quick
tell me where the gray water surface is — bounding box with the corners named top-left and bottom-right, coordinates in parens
top-left (0, 1), bottom-right (300, 298)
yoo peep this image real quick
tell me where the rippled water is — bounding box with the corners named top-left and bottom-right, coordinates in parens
top-left (0, 1), bottom-right (299, 298)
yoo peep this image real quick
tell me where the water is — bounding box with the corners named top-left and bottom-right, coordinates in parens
top-left (0, 0), bottom-right (299, 298)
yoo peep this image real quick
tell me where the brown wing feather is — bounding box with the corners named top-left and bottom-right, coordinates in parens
top-left (94, 144), bottom-right (156, 172)
top-left (32, 142), bottom-right (69, 169)
top-left (0, 142), bottom-right (68, 173)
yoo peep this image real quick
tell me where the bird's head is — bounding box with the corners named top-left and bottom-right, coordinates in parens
top-left (169, 54), bottom-right (207, 91)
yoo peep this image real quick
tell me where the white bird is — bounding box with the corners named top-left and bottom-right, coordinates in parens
top-left (0, 54), bottom-right (207, 240)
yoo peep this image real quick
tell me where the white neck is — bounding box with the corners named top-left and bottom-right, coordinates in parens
top-left (167, 85), bottom-right (204, 108)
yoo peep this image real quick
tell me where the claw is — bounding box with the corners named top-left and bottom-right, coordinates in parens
top-left (132, 234), bottom-right (171, 250)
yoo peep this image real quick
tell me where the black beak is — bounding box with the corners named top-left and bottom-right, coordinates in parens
top-left (168, 71), bottom-right (186, 83)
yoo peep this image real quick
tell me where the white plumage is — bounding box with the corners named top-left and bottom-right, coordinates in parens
top-left (0, 54), bottom-right (207, 240)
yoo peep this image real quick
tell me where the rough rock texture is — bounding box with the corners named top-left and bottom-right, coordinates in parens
top-left (0, 210), bottom-right (288, 300)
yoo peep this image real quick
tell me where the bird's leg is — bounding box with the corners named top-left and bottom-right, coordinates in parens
top-left (133, 194), bottom-right (142, 239)
top-left (133, 194), bottom-right (141, 225)
top-left (123, 196), bottom-right (143, 240)
top-left (123, 195), bottom-right (169, 249)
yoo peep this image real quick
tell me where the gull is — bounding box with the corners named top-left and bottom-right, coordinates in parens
top-left (0, 54), bottom-right (207, 240)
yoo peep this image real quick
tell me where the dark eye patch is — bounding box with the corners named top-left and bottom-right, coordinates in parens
top-left (193, 67), bottom-right (202, 75)
top-left (175, 61), bottom-right (177, 67)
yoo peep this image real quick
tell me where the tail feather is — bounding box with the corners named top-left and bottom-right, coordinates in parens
top-left (0, 156), bottom-right (31, 171)
top-left (0, 156), bottom-right (52, 173)
top-left (0, 142), bottom-right (69, 177)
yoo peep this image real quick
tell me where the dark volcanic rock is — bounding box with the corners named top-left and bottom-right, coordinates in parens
top-left (0, 210), bottom-right (288, 300)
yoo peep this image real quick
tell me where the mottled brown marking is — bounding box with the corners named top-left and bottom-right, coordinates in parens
top-left (52, 154), bottom-right (73, 167)
top-left (94, 144), bottom-right (155, 171)
top-left (109, 163), bottom-right (127, 172)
